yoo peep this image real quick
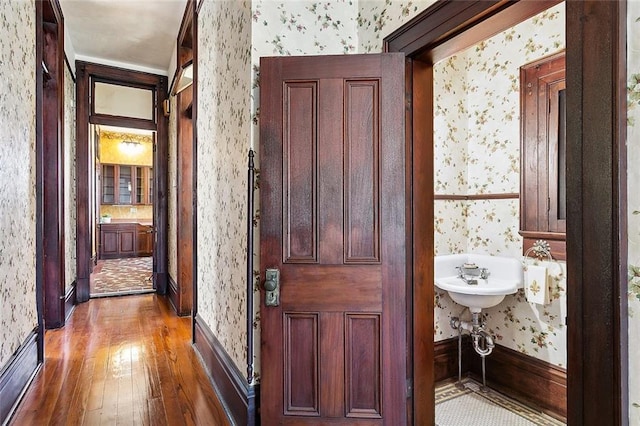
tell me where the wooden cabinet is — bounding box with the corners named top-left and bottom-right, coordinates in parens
top-left (519, 52), bottom-right (566, 260)
top-left (137, 225), bottom-right (153, 257)
top-left (99, 223), bottom-right (153, 259)
top-left (101, 164), bottom-right (153, 205)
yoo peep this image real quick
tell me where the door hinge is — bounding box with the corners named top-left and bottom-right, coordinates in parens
top-left (406, 378), bottom-right (413, 399)
top-left (547, 197), bottom-right (551, 212)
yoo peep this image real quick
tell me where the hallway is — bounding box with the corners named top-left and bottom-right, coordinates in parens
top-left (9, 295), bottom-right (229, 425)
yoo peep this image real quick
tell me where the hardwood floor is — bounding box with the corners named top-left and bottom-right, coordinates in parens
top-left (9, 294), bottom-right (230, 426)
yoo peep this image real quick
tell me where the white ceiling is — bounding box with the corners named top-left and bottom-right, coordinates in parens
top-left (59, 0), bottom-right (187, 75)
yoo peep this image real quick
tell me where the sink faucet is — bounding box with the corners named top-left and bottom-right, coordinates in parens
top-left (456, 266), bottom-right (478, 285)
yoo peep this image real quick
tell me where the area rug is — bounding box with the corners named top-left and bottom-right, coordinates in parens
top-left (435, 378), bottom-right (565, 426)
top-left (90, 257), bottom-right (154, 297)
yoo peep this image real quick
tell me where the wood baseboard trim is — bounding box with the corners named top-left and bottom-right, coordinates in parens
top-left (434, 336), bottom-right (473, 382)
top-left (193, 314), bottom-right (259, 426)
top-left (0, 329), bottom-right (41, 424)
top-left (469, 344), bottom-right (567, 420)
top-left (64, 281), bottom-right (76, 321)
top-left (167, 275), bottom-right (178, 314)
top-left (155, 271), bottom-right (168, 296)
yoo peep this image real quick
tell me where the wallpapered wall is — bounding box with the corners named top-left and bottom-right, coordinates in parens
top-left (627, 1), bottom-right (640, 421)
top-left (0, 0), bottom-right (38, 367)
top-left (64, 64), bottom-right (76, 294)
top-left (197, 0), bottom-right (252, 373)
top-left (433, 4), bottom-right (567, 368)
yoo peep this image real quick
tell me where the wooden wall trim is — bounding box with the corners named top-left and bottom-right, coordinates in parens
top-left (434, 337), bottom-right (473, 383)
top-left (193, 314), bottom-right (259, 425)
top-left (408, 58), bottom-right (435, 426)
top-left (434, 338), bottom-right (567, 421)
top-left (38, 0), bottom-right (66, 330)
top-left (566, 1), bottom-right (628, 424)
top-left (469, 344), bottom-right (567, 421)
top-left (0, 330), bottom-right (40, 424)
top-left (434, 335), bottom-right (567, 420)
top-left (434, 193), bottom-right (519, 201)
top-left (384, 0), bottom-right (561, 62)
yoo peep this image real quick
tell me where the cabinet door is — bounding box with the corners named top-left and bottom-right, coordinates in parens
top-left (119, 166), bottom-right (132, 204)
top-left (102, 165), bottom-right (115, 204)
top-left (135, 166), bottom-right (145, 204)
top-left (119, 228), bottom-right (136, 255)
top-left (148, 167), bottom-right (153, 204)
top-left (137, 226), bottom-right (153, 256)
top-left (101, 229), bottom-right (118, 256)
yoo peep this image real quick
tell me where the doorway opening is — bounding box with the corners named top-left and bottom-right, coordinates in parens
top-left (385, 0), bottom-right (627, 423)
top-left (90, 125), bottom-right (156, 298)
top-left (75, 62), bottom-right (169, 304)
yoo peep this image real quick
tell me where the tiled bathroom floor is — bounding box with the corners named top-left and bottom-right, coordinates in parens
top-left (435, 378), bottom-right (565, 426)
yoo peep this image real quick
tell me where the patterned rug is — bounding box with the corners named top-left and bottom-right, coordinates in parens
top-left (90, 257), bottom-right (154, 297)
top-left (436, 378), bottom-right (565, 426)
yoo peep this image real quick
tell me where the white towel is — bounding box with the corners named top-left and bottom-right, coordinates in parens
top-left (525, 265), bottom-right (550, 305)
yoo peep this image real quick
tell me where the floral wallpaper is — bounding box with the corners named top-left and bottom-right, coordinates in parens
top-left (0, 0), bottom-right (38, 367)
top-left (168, 96), bottom-right (177, 282)
top-left (627, 0), bottom-right (640, 420)
top-left (432, 3), bottom-right (567, 368)
top-left (64, 63), bottom-right (76, 294)
top-left (357, 0), bottom-right (437, 53)
top-left (197, 0), bottom-right (252, 372)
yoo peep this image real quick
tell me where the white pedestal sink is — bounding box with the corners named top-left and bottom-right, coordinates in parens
top-left (435, 253), bottom-right (523, 313)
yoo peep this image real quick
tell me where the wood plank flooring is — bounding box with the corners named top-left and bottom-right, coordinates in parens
top-left (9, 294), bottom-right (230, 426)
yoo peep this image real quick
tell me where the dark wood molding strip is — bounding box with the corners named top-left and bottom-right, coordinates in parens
top-left (64, 281), bottom-right (76, 321)
top-left (566, 2), bottom-right (627, 424)
top-left (89, 114), bottom-right (156, 131)
top-left (434, 193), bottom-right (519, 201)
top-left (384, 0), bottom-right (560, 62)
top-left (434, 337), bottom-right (473, 383)
top-left (469, 344), bottom-right (567, 421)
top-left (246, 150), bottom-right (255, 384)
top-left (167, 274), bottom-right (179, 315)
top-left (193, 314), bottom-right (259, 426)
top-left (0, 330), bottom-right (40, 424)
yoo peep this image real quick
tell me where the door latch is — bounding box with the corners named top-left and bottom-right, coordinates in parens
top-left (264, 268), bottom-right (280, 307)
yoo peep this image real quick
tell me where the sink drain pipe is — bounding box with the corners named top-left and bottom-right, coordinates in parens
top-left (450, 311), bottom-right (495, 391)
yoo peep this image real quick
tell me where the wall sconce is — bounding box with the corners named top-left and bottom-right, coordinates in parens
top-left (120, 140), bottom-right (143, 154)
top-left (162, 99), bottom-right (171, 117)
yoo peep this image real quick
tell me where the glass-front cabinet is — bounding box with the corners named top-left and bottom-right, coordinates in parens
top-left (101, 163), bottom-right (153, 205)
top-left (118, 165), bottom-right (132, 204)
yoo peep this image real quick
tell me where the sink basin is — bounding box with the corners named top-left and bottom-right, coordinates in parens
top-left (435, 254), bottom-right (523, 312)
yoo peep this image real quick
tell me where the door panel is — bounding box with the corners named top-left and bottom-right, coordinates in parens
top-left (260, 53), bottom-right (407, 424)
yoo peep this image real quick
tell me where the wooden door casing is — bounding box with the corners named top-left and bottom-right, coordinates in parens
top-left (260, 53), bottom-right (407, 424)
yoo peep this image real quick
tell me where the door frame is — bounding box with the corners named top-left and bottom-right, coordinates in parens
top-left (75, 62), bottom-right (169, 302)
top-left (385, 0), bottom-right (628, 424)
top-left (36, 0), bottom-right (66, 331)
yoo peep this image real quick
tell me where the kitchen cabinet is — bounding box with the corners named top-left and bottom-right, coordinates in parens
top-left (99, 222), bottom-right (153, 259)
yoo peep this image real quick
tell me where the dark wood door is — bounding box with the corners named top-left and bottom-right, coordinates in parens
top-left (260, 53), bottom-right (407, 424)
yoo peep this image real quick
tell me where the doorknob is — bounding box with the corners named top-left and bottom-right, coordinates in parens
top-left (264, 268), bottom-right (280, 307)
